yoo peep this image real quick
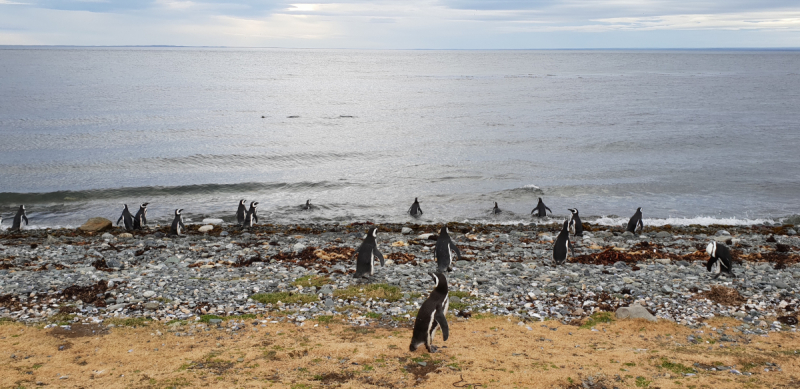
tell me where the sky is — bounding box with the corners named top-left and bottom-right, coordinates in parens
top-left (1, 0), bottom-right (799, 48)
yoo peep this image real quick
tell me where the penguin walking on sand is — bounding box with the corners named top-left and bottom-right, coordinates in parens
top-left (243, 201), bottom-right (259, 228)
top-left (568, 208), bottom-right (583, 236)
top-left (408, 198), bottom-right (423, 217)
top-left (353, 227), bottom-right (384, 278)
top-left (170, 209), bottom-right (185, 236)
top-left (553, 219), bottom-right (574, 265)
top-left (236, 199), bottom-right (247, 226)
top-left (303, 200), bottom-right (312, 210)
top-left (531, 197), bottom-right (552, 217)
top-left (410, 272), bottom-right (449, 353)
top-left (706, 241), bottom-right (736, 279)
top-left (11, 205), bottom-right (28, 232)
top-left (133, 203), bottom-right (148, 230)
top-left (116, 204), bottom-right (134, 231)
top-left (435, 225), bottom-right (462, 273)
top-left (626, 207), bottom-right (644, 234)
top-left (492, 202), bottom-right (501, 214)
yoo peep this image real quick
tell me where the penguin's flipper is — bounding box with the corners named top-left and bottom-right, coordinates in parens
top-left (180, 221), bottom-right (186, 229)
top-left (705, 257), bottom-right (714, 272)
top-left (545, 206), bottom-right (552, 215)
top-left (450, 241), bottom-right (462, 260)
top-left (374, 248), bottom-right (385, 267)
top-left (435, 309), bottom-right (449, 341)
top-left (253, 214), bottom-right (258, 224)
top-left (142, 215), bottom-right (147, 225)
top-left (23, 216), bottom-right (28, 225)
top-left (116, 215), bottom-right (123, 225)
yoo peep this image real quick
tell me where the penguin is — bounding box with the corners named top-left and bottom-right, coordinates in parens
top-left (553, 219), bottom-right (573, 265)
top-left (410, 272), bottom-right (449, 353)
top-left (11, 205), bottom-right (28, 232)
top-left (353, 227), bottom-right (384, 278)
top-left (408, 198), bottom-right (423, 216)
top-left (626, 207), bottom-right (643, 234)
top-left (303, 200), bottom-right (312, 210)
top-left (435, 225), bottom-right (462, 273)
top-left (133, 202), bottom-right (149, 230)
top-left (116, 204), bottom-right (134, 231)
top-left (169, 209), bottom-right (185, 236)
top-left (531, 197), bottom-right (552, 217)
top-left (236, 199), bottom-right (247, 226)
top-left (568, 208), bottom-right (583, 236)
top-left (243, 201), bottom-right (259, 228)
top-left (492, 202), bottom-right (501, 214)
top-left (706, 241), bottom-right (736, 279)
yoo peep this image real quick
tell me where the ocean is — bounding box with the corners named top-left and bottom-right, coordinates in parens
top-left (1, 47), bottom-right (798, 228)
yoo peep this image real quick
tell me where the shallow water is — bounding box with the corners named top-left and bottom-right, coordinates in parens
top-left (1, 47), bottom-right (798, 227)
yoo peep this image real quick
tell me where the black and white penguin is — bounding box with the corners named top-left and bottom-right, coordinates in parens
top-left (531, 197), bottom-right (552, 217)
top-left (435, 225), bottom-right (462, 273)
top-left (133, 202), bottom-right (149, 230)
top-left (353, 227), bottom-right (384, 278)
top-left (568, 208), bottom-right (583, 236)
top-left (553, 219), bottom-right (573, 265)
top-left (11, 205), bottom-right (28, 232)
top-left (408, 198), bottom-right (423, 216)
top-left (116, 204), bottom-right (134, 231)
top-left (410, 272), bottom-right (449, 353)
top-left (243, 201), bottom-right (259, 228)
top-left (626, 207), bottom-right (643, 234)
top-left (236, 199), bottom-right (247, 226)
top-left (169, 209), bottom-right (185, 236)
top-left (706, 241), bottom-right (736, 279)
top-left (303, 200), bottom-right (312, 210)
top-left (492, 202), bottom-right (501, 214)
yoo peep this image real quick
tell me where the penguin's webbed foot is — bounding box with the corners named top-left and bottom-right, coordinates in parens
top-left (711, 273), bottom-right (721, 280)
top-left (427, 345), bottom-right (438, 353)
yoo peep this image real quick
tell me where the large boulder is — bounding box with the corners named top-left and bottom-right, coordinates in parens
top-left (80, 217), bottom-right (112, 232)
top-left (616, 304), bottom-right (657, 322)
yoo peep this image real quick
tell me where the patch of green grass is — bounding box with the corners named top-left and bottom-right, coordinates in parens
top-left (624, 362), bottom-right (636, 367)
top-left (449, 291), bottom-right (472, 299)
top-left (0, 317), bottom-right (13, 325)
top-left (635, 376), bottom-right (652, 388)
top-left (199, 315), bottom-right (223, 323)
top-left (316, 315), bottom-right (334, 324)
top-left (292, 275), bottom-right (332, 288)
top-left (166, 319), bottom-right (187, 326)
top-left (334, 284), bottom-right (402, 302)
top-left (472, 313), bottom-right (497, 320)
top-left (290, 384), bottom-right (310, 389)
top-left (228, 314), bottom-right (257, 321)
top-left (50, 313), bottom-right (75, 325)
top-left (449, 302), bottom-right (470, 311)
top-left (658, 358), bottom-right (696, 375)
top-left (366, 312), bottom-right (381, 319)
top-left (580, 311), bottom-right (615, 329)
top-left (106, 317), bottom-right (152, 327)
top-left (251, 292), bottom-right (319, 305)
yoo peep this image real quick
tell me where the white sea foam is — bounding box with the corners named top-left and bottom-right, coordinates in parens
top-left (592, 216), bottom-right (777, 227)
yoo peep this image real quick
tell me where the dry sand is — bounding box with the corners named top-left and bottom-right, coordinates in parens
top-left (1, 314), bottom-right (799, 388)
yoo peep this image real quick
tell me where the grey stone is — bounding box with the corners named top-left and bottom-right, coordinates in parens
top-left (613, 261), bottom-right (628, 269)
top-left (101, 233), bottom-right (114, 240)
top-left (143, 291), bottom-right (156, 298)
top-left (144, 302), bottom-right (159, 310)
top-left (105, 258), bottom-right (122, 269)
top-left (655, 231), bottom-right (671, 239)
top-left (716, 230), bottom-right (731, 236)
top-left (164, 256), bottom-right (180, 265)
top-left (324, 298), bottom-right (335, 308)
top-left (621, 231), bottom-right (634, 238)
top-left (220, 231), bottom-right (229, 236)
top-left (293, 243), bottom-right (307, 252)
top-left (774, 281), bottom-right (790, 289)
top-left (401, 227), bottom-right (413, 235)
top-left (107, 303), bottom-right (126, 311)
top-left (449, 296), bottom-right (461, 304)
top-left (319, 285), bottom-right (333, 295)
top-left (661, 285), bottom-right (673, 293)
top-left (615, 304), bottom-right (657, 322)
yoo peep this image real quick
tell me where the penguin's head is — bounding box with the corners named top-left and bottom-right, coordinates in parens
top-left (539, 197), bottom-right (543, 202)
top-left (415, 197), bottom-right (418, 202)
top-left (240, 199), bottom-right (246, 205)
top-left (176, 209), bottom-right (182, 215)
top-left (249, 201), bottom-right (257, 207)
top-left (141, 202), bottom-right (149, 208)
top-left (428, 272), bottom-right (447, 290)
top-left (439, 225), bottom-right (449, 235)
top-left (706, 241), bottom-right (716, 257)
top-left (637, 207), bottom-right (642, 212)
top-left (368, 227), bottom-right (378, 238)
top-left (494, 202), bottom-right (498, 207)
top-left (306, 200), bottom-right (310, 205)
top-left (569, 208), bottom-right (578, 215)
top-left (20, 205), bottom-right (25, 210)
top-left (123, 204), bottom-right (129, 209)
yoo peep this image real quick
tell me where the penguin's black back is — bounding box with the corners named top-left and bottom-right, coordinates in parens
top-left (553, 220), bottom-right (570, 264)
top-left (626, 208), bottom-right (642, 233)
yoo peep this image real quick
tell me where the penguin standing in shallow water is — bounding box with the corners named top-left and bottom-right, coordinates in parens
top-left (531, 197), bottom-right (552, 217)
top-left (116, 204), bottom-right (134, 231)
top-left (236, 199), bottom-right (247, 226)
top-left (435, 225), bottom-right (462, 273)
top-left (408, 198), bottom-right (423, 217)
top-left (170, 209), bottom-right (185, 236)
top-left (243, 201), bottom-right (259, 228)
top-left (353, 227), bottom-right (384, 278)
top-left (626, 207), bottom-right (644, 234)
top-left (303, 200), bottom-right (312, 210)
top-left (706, 241), bottom-right (736, 279)
top-left (133, 203), bottom-right (148, 230)
top-left (11, 205), bottom-right (28, 232)
top-left (568, 208), bottom-right (583, 236)
top-left (553, 219), bottom-right (573, 265)
top-left (410, 272), bottom-right (449, 353)
top-left (492, 202), bottom-right (501, 214)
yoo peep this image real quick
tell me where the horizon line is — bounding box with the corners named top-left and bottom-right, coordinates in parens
top-left (1, 45), bottom-right (800, 51)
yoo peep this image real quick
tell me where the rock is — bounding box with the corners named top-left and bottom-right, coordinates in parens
top-left (655, 231), bottom-right (671, 239)
top-left (655, 258), bottom-right (671, 265)
top-left (572, 308), bottom-right (585, 315)
top-left (107, 303), bottom-right (126, 311)
top-left (198, 225), bottom-right (214, 233)
top-left (324, 298), bottom-right (335, 308)
top-left (105, 258), bottom-right (122, 269)
top-left (144, 302), bottom-right (159, 310)
top-left (293, 243), bottom-right (307, 252)
top-left (621, 231), bottom-right (634, 238)
top-left (450, 296), bottom-right (461, 304)
top-left (45, 235), bottom-right (60, 245)
top-left (209, 319), bottom-right (223, 325)
top-left (203, 218), bottom-right (224, 225)
top-left (220, 231), bottom-right (229, 236)
top-left (661, 285), bottom-right (673, 293)
top-left (716, 230), bottom-right (731, 236)
top-left (118, 233), bottom-right (133, 239)
top-left (733, 311), bottom-right (747, 318)
top-left (319, 285), bottom-right (333, 295)
top-left (143, 291), bottom-right (156, 298)
top-left (101, 232), bottom-right (114, 240)
top-left (676, 260), bottom-right (689, 267)
top-left (787, 229), bottom-right (797, 236)
top-left (164, 256), bottom-right (180, 265)
top-left (594, 231), bottom-right (613, 238)
top-left (401, 227), bottom-right (413, 235)
top-left (417, 233), bottom-right (434, 240)
top-left (616, 304), bottom-right (657, 322)
top-left (613, 261), bottom-right (628, 269)
top-left (79, 217), bottom-right (112, 232)
top-left (774, 281), bottom-right (790, 289)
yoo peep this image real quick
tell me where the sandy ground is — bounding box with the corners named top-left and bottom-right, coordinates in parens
top-left (1, 314), bottom-right (799, 389)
